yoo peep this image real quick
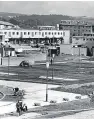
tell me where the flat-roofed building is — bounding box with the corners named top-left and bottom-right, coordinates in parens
top-left (58, 20), bottom-right (94, 43)
top-left (37, 26), bottom-right (56, 30)
top-left (0, 29), bottom-right (70, 45)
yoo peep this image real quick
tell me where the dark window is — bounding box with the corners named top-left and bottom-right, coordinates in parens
top-left (24, 32), bottom-right (26, 35)
top-left (49, 32), bottom-right (51, 35)
top-left (17, 32), bottom-right (19, 35)
top-left (12, 32), bottom-right (15, 35)
top-left (4, 32), bottom-right (7, 34)
top-left (45, 32), bottom-right (47, 35)
top-left (54, 32), bottom-right (56, 35)
top-left (58, 32), bottom-right (60, 35)
top-left (63, 32), bottom-right (65, 36)
top-left (42, 32), bottom-right (44, 37)
top-left (28, 32), bottom-right (30, 35)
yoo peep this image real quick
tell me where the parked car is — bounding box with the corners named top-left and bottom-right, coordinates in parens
top-left (19, 60), bottom-right (32, 67)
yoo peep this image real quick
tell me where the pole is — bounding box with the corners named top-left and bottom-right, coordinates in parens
top-left (46, 68), bottom-right (48, 102)
top-left (1, 57), bottom-right (2, 65)
top-left (8, 55), bottom-right (10, 78)
top-left (79, 47), bottom-right (81, 70)
top-left (51, 58), bottom-right (53, 80)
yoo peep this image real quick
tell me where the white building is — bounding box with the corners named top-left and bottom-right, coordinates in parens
top-left (0, 29), bottom-right (70, 44)
top-left (37, 26), bottom-right (56, 30)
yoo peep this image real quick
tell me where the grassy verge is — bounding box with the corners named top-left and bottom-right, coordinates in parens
top-left (51, 84), bottom-right (94, 95)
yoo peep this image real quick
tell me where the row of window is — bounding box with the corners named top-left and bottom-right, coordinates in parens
top-left (75, 38), bottom-right (94, 41)
top-left (84, 34), bottom-right (94, 36)
top-left (86, 38), bottom-right (94, 41)
top-left (3, 31), bottom-right (65, 36)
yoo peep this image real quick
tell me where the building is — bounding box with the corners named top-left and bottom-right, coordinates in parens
top-left (37, 26), bottom-right (56, 30)
top-left (58, 20), bottom-right (94, 43)
top-left (0, 21), bottom-right (15, 29)
top-left (0, 29), bottom-right (70, 45)
top-left (72, 35), bottom-right (94, 56)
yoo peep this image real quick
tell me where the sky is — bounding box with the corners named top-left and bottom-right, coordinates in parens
top-left (0, 1), bottom-right (94, 17)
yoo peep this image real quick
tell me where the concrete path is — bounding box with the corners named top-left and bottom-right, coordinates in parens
top-left (0, 80), bottom-right (88, 119)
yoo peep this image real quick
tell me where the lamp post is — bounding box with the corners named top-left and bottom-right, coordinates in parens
top-left (8, 51), bottom-right (10, 78)
top-left (46, 61), bottom-right (49, 102)
top-left (51, 54), bottom-right (55, 80)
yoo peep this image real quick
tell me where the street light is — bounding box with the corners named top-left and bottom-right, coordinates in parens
top-left (51, 54), bottom-right (55, 80)
top-left (46, 61), bottom-right (49, 102)
top-left (8, 50), bottom-right (10, 78)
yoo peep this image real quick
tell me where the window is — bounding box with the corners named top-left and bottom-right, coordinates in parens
top-left (58, 32), bottom-right (60, 35)
top-left (35, 32), bottom-right (37, 35)
top-left (12, 32), bottom-right (15, 35)
top-left (42, 32), bottom-right (44, 37)
top-left (61, 32), bottom-right (62, 35)
top-left (4, 32), bottom-right (7, 35)
top-left (54, 32), bottom-right (56, 35)
top-left (49, 32), bottom-right (51, 35)
top-left (24, 32), bottom-right (26, 35)
top-left (63, 32), bottom-right (65, 36)
top-left (83, 38), bottom-right (85, 41)
top-left (16, 32), bottom-right (19, 35)
top-left (32, 32), bottom-right (34, 37)
top-left (45, 32), bottom-right (47, 35)
top-left (52, 32), bottom-right (53, 35)
top-left (28, 32), bottom-right (30, 35)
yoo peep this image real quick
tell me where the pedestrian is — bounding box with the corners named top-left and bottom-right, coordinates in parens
top-left (16, 100), bottom-right (22, 116)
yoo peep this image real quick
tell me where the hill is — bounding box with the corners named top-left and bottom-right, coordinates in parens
top-left (0, 12), bottom-right (94, 29)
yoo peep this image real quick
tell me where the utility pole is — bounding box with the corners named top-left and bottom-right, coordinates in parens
top-left (46, 61), bottom-right (49, 102)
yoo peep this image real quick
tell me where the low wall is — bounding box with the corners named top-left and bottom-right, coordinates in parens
top-left (1, 53), bottom-right (46, 66)
top-left (60, 44), bottom-right (72, 54)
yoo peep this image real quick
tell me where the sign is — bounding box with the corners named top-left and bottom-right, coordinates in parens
top-left (46, 62), bottom-right (49, 69)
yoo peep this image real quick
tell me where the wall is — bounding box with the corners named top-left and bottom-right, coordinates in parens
top-left (1, 52), bottom-right (46, 66)
top-left (72, 47), bottom-right (87, 56)
top-left (60, 44), bottom-right (72, 54)
top-left (72, 37), bottom-right (86, 45)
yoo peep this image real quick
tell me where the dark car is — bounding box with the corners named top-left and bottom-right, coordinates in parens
top-left (19, 60), bottom-right (32, 67)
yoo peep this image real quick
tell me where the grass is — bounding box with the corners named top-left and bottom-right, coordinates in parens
top-left (51, 84), bottom-right (94, 95)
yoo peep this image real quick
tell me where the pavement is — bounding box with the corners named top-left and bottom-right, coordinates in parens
top-left (0, 80), bottom-right (88, 119)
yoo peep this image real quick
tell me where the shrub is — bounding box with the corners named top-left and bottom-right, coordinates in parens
top-left (75, 96), bottom-right (81, 99)
top-left (34, 102), bottom-right (41, 106)
top-left (50, 100), bottom-right (57, 104)
top-left (63, 98), bottom-right (69, 101)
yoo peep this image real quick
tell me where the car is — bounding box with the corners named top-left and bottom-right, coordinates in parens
top-left (19, 60), bottom-right (32, 67)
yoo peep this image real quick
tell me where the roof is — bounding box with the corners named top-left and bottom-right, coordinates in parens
top-left (38, 26), bottom-right (55, 28)
top-left (0, 21), bottom-right (14, 26)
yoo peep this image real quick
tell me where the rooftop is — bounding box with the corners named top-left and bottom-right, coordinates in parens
top-left (0, 21), bottom-right (14, 26)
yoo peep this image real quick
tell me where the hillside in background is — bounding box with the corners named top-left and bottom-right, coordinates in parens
top-left (0, 12), bottom-right (94, 29)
